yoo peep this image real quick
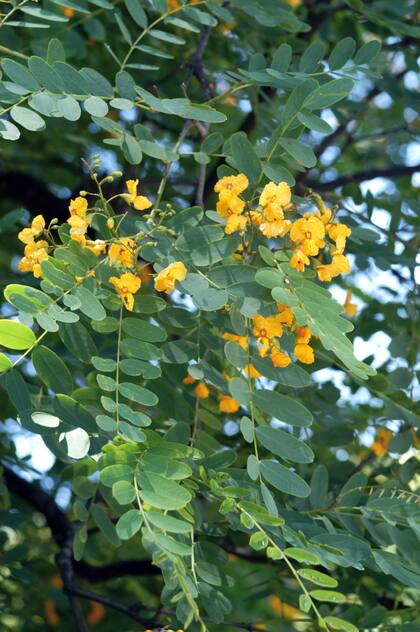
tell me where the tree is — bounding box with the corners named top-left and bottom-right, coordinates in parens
top-left (0, 1), bottom-right (418, 630)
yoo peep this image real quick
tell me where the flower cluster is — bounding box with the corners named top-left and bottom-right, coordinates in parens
top-left (183, 373), bottom-right (241, 414)
top-left (17, 176), bottom-right (186, 312)
top-left (214, 174), bottom-right (352, 282)
top-left (18, 215), bottom-right (48, 278)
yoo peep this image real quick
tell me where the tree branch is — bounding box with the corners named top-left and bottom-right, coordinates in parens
top-left (308, 163), bottom-right (419, 191)
top-left (2, 465), bottom-right (159, 580)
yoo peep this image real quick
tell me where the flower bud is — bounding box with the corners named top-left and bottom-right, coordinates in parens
top-left (107, 218), bottom-right (115, 229)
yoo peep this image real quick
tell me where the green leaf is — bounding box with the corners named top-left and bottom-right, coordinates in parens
top-left (323, 617), bottom-right (358, 632)
top-left (100, 464), bottom-right (134, 487)
top-left (271, 43), bottom-right (292, 72)
top-left (0, 320), bottom-right (35, 350)
top-left (297, 568), bottom-right (338, 588)
top-left (119, 382), bottom-right (158, 406)
top-left (240, 416), bottom-right (254, 443)
top-left (84, 96), bottom-right (109, 116)
top-left (328, 37), bottom-right (356, 70)
top-left (137, 471), bottom-right (192, 510)
top-left (112, 480), bottom-right (136, 505)
top-left (299, 41), bottom-right (326, 73)
top-left (297, 111), bottom-right (333, 134)
top-left (32, 346), bottom-right (73, 394)
top-left (124, 0), bottom-right (148, 27)
top-left (253, 389), bottom-right (313, 427)
top-left (260, 460), bottom-right (310, 498)
top-left (59, 321), bottom-right (97, 363)
top-left (151, 532), bottom-right (191, 556)
top-left (122, 135), bottom-right (142, 165)
top-left (278, 137), bottom-right (316, 167)
top-left (10, 106), bottom-right (45, 132)
top-left (91, 504), bottom-right (121, 546)
top-left (47, 38), bottom-right (66, 64)
top-left (1, 60), bottom-right (40, 91)
top-left (116, 510), bottom-right (143, 539)
top-left (229, 377), bottom-right (250, 406)
top-left (74, 286), bottom-right (106, 320)
top-left (228, 132), bottom-right (261, 185)
top-left (354, 40), bottom-right (381, 65)
top-left (310, 590), bottom-right (346, 603)
top-left (28, 56), bottom-right (64, 92)
top-left (282, 78), bottom-right (318, 132)
top-left (149, 29), bottom-right (185, 45)
top-left (122, 318), bottom-right (166, 342)
top-left (57, 96), bottom-right (82, 121)
top-left (54, 394), bottom-right (96, 432)
top-left (285, 547), bottom-right (320, 565)
top-left (305, 78), bottom-right (354, 109)
top-left (0, 353), bottom-right (12, 374)
top-left (147, 511), bottom-right (192, 534)
top-left (162, 97), bottom-right (226, 123)
top-left (256, 427), bottom-right (314, 463)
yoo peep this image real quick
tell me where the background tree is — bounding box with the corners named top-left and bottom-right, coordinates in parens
top-left (0, 1), bottom-right (418, 631)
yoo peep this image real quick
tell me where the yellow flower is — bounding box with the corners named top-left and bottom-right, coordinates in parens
top-left (290, 216), bottom-right (325, 256)
top-left (69, 196), bottom-right (88, 217)
top-left (219, 395), bottom-right (240, 413)
top-left (225, 214), bottom-right (248, 234)
top-left (260, 219), bottom-right (291, 238)
top-left (85, 239), bottom-right (106, 256)
top-left (371, 427), bottom-right (392, 456)
top-left (243, 363), bottom-right (262, 379)
top-left (194, 382), bottom-right (210, 399)
top-left (250, 210), bottom-right (263, 226)
top-left (332, 253), bottom-right (350, 274)
top-left (31, 214), bottom-right (46, 235)
top-left (294, 343), bottom-right (314, 364)
top-left (18, 228), bottom-right (36, 244)
top-left (290, 248), bottom-right (309, 272)
top-left (18, 240), bottom-right (49, 278)
top-left (276, 303), bottom-right (294, 326)
top-left (110, 272), bottom-right (141, 311)
top-left (270, 347), bottom-right (291, 368)
top-left (223, 332), bottom-right (248, 350)
top-left (108, 238), bottom-right (136, 268)
top-left (183, 374), bottom-right (196, 385)
top-left (154, 261), bottom-right (187, 293)
top-left (268, 595), bottom-right (302, 620)
top-left (68, 215), bottom-right (89, 245)
top-left (214, 173), bottom-right (248, 197)
top-left (316, 263), bottom-right (335, 282)
top-left (125, 179), bottom-right (153, 211)
top-left (328, 223), bottom-right (351, 253)
top-left (295, 325), bottom-right (312, 344)
top-left (315, 207), bottom-right (332, 225)
top-left (216, 195), bottom-right (245, 217)
top-left (344, 289), bottom-right (357, 317)
top-left (252, 314), bottom-right (283, 357)
top-left (259, 181), bottom-right (291, 220)
top-left (18, 214), bottom-right (46, 243)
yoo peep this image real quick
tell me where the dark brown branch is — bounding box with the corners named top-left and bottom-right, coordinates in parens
top-left (2, 465), bottom-right (159, 580)
top-left (309, 163), bottom-right (420, 191)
